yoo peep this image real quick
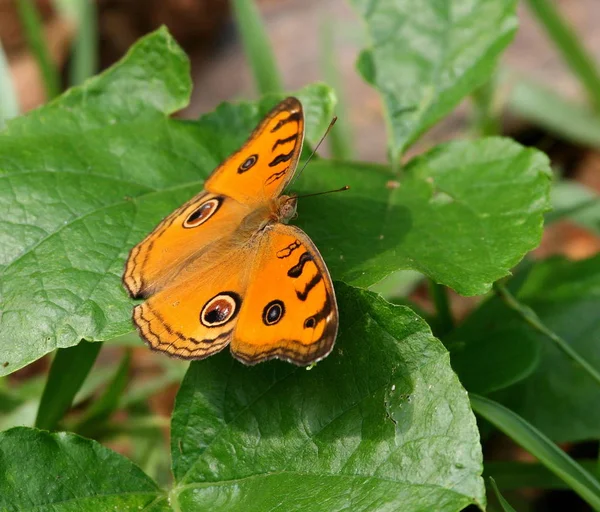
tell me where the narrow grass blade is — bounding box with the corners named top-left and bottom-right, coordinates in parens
top-left (319, 18), bottom-right (354, 159)
top-left (471, 394), bottom-right (600, 511)
top-left (69, 0), bottom-right (98, 85)
top-left (231, 0), bottom-right (283, 95)
top-left (485, 460), bottom-right (598, 490)
top-left (526, 0), bottom-right (600, 112)
top-left (0, 42), bottom-right (20, 128)
top-left (35, 341), bottom-right (102, 431)
top-left (489, 477), bottom-right (517, 512)
top-left (16, 0), bottom-right (61, 99)
top-left (76, 350), bottom-right (131, 437)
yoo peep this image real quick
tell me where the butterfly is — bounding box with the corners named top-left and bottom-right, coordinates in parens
top-left (122, 97), bottom-right (338, 366)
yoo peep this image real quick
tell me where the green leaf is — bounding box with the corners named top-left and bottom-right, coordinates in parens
top-left (471, 394), bottom-right (600, 510)
top-left (549, 180), bottom-right (600, 234)
top-left (35, 341), bottom-right (102, 431)
top-left (0, 427), bottom-right (168, 511)
top-left (445, 294), bottom-right (542, 395)
top-left (169, 284), bottom-right (485, 512)
top-left (350, 0), bottom-right (518, 159)
top-left (507, 75), bottom-right (600, 149)
top-left (496, 255), bottom-right (600, 442)
top-left (297, 138), bottom-right (550, 292)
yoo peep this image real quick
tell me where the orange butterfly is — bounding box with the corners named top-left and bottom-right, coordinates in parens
top-left (123, 97), bottom-right (338, 365)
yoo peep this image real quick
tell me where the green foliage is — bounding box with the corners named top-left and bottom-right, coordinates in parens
top-left (351, 0), bottom-right (518, 159)
top-left (496, 255), bottom-right (600, 442)
top-left (170, 285), bottom-right (485, 511)
top-left (1, 0), bottom-right (598, 508)
top-left (0, 427), bottom-right (168, 511)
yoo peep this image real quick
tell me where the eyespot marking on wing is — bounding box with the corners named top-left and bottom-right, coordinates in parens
top-left (238, 154), bottom-right (258, 174)
top-left (262, 300), bottom-right (285, 326)
top-left (183, 197), bottom-right (222, 228)
top-left (200, 292), bottom-right (242, 328)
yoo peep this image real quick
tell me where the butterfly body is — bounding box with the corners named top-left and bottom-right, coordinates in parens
top-left (123, 98), bottom-right (338, 366)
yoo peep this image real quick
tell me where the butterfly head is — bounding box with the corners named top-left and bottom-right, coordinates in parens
top-left (276, 195), bottom-right (298, 223)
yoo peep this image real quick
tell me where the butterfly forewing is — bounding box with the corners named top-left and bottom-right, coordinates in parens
top-left (204, 98), bottom-right (305, 205)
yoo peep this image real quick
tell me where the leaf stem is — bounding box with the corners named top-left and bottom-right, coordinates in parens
top-left (526, 0), bottom-right (600, 112)
top-left (231, 0), bottom-right (283, 95)
top-left (494, 282), bottom-right (600, 388)
top-left (16, 0), bottom-right (61, 99)
top-left (428, 280), bottom-right (454, 336)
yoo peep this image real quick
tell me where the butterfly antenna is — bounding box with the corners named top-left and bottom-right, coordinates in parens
top-left (293, 186), bottom-right (349, 201)
top-left (295, 115), bottom-right (338, 179)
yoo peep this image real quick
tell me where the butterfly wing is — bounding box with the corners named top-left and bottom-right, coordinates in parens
top-left (204, 97), bottom-right (304, 205)
top-left (230, 224), bottom-right (338, 366)
top-left (123, 192), bottom-right (250, 299)
top-left (132, 238), bottom-right (252, 359)
top-left (123, 97), bottom-right (304, 299)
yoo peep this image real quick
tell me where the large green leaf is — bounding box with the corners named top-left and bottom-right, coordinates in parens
top-left (299, 138), bottom-right (550, 291)
top-left (495, 255), bottom-right (600, 442)
top-left (0, 27), bottom-right (550, 376)
top-left (169, 284), bottom-right (485, 512)
top-left (350, 0), bottom-right (518, 159)
top-left (0, 427), bottom-right (168, 511)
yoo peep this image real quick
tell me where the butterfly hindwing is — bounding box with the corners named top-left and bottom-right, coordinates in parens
top-left (230, 224), bottom-right (338, 365)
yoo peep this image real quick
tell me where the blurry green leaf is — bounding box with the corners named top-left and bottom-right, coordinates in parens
top-left (471, 394), bottom-right (600, 510)
top-left (350, 0), bottom-right (518, 159)
top-left (169, 284), bottom-right (485, 512)
top-left (489, 477), bottom-right (517, 512)
top-left (0, 427), bottom-right (168, 510)
top-left (549, 180), bottom-right (600, 234)
top-left (496, 255), bottom-right (600, 442)
top-left (35, 341), bottom-right (102, 431)
top-left (508, 76), bottom-right (600, 149)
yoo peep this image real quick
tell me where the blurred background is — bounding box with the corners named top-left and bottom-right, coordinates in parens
top-left (1, 1), bottom-right (600, 510)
